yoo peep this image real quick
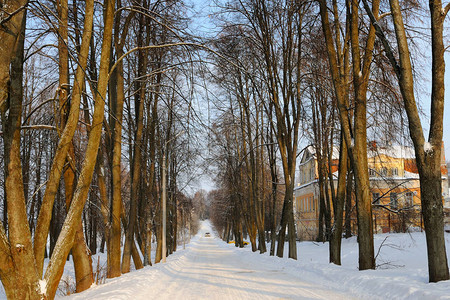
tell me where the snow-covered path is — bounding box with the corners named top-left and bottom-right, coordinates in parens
top-left (65, 222), bottom-right (354, 300)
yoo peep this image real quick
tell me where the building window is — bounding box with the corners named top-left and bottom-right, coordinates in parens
top-left (310, 167), bottom-right (314, 180)
top-left (372, 192), bottom-right (380, 204)
top-left (312, 197), bottom-right (315, 211)
top-left (380, 167), bottom-right (388, 177)
top-left (392, 168), bottom-right (398, 176)
top-left (369, 168), bottom-right (376, 177)
top-left (390, 192), bottom-right (398, 209)
top-left (406, 192), bottom-right (413, 207)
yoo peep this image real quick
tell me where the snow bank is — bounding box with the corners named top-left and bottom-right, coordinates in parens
top-left (0, 223), bottom-right (448, 299)
top-left (221, 232), bottom-right (450, 300)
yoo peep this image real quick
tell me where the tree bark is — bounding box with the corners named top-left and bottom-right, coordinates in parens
top-left (329, 134), bottom-right (348, 265)
top-left (361, 0), bottom-right (449, 281)
top-left (318, 0), bottom-right (377, 270)
top-left (43, 0), bottom-right (115, 297)
top-left (1, 11), bottom-right (44, 299)
top-left (33, 0), bottom-right (95, 274)
top-left (121, 0), bottom-right (148, 272)
top-left (0, 0), bottom-right (28, 113)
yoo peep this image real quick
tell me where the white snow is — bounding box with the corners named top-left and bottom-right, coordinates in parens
top-left (39, 280), bottom-right (47, 295)
top-left (15, 244), bottom-right (25, 251)
top-left (60, 222), bottom-right (354, 300)
top-left (424, 142), bottom-right (433, 153)
top-left (367, 145), bottom-right (416, 159)
top-left (1, 221), bottom-right (450, 299)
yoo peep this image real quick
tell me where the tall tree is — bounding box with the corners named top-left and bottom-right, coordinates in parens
top-left (318, 0), bottom-right (379, 270)
top-left (43, 0), bottom-right (115, 297)
top-left (361, 0), bottom-right (449, 282)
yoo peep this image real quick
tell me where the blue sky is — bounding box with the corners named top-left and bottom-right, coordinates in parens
top-left (187, 0), bottom-right (450, 162)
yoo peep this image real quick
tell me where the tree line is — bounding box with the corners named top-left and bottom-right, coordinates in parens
top-left (0, 0), bottom-right (449, 299)
top-left (0, 0), bottom-right (206, 298)
top-left (207, 0), bottom-right (448, 285)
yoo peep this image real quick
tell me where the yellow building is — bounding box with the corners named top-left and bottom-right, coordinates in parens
top-left (294, 143), bottom-right (449, 240)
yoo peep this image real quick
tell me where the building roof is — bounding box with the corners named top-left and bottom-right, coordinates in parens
top-left (368, 145), bottom-right (415, 159)
top-left (300, 144), bottom-right (415, 165)
top-left (299, 145), bottom-right (340, 166)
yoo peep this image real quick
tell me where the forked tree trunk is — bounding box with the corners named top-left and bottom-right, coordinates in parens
top-left (43, 0), bottom-right (115, 297)
top-left (318, 0), bottom-right (377, 270)
top-left (33, 0), bottom-right (95, 275)
top-left (57, 0), bottom-right (93, 291)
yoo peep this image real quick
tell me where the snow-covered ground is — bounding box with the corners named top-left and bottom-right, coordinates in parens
top-left (1, 221), bottom-right (450, 299)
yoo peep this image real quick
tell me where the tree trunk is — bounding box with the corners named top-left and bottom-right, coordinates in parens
top-left (0, 12), bottom-right (43, 299)
top-left (122, 1), bottom-right (148, 272)
top-left (0, 0), bottom-right (28, 113)
top-left (329, 135), bottom-right (348, 265)
top-left (362, 0), bottom-right (449, 281)
top-left (33, 0), bottom-right (95, 274)
top-left (43, 0), bottom-right (115, 297)
top-left (318, 0), bottom-right (377, 270)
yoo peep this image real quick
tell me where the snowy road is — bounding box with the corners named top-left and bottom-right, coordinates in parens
top-left (65, 222), bottom-right (355, 300)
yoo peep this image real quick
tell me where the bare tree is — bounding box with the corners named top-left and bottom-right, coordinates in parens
top-left (361, 0), bottom-right (449, 282)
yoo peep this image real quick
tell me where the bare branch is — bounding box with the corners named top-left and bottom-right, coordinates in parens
top-left (0, 4), bottom-right (27, 27)
top-left (444, 3), bottom-right (450, 17)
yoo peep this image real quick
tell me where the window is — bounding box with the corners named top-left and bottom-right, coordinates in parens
top-left (372, 192), bottom-right (380, 204)
top-left (392, 168), bottom-right (398, 176)
top-left (369, 168), bottom-right (376, 177)
top-left (406, 192), bottom-right (413, 207)
top-left (312, 197), bottom-right (315, 211)
top-left (380, 167), bottom-right (388, 177)
top-left (310, 167), bottom-right (315, 180)
top-left (390, 193), bottom-right (398, 209)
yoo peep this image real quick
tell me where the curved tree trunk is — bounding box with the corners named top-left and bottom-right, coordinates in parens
top-left (43, 0), bottom-right (115, 297)
top-left (33, 0), bottom-right (95, 274)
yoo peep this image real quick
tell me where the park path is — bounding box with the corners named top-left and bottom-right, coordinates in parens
top-left (65, 222), bottom-right (355, 300)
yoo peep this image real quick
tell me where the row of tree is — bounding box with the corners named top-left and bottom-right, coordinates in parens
top-left (0, 0), bottom-right (449, 299)
top-left (0, 0), bottom-right (205, 298)
top-left (207, 0), bottom-right (448, 284)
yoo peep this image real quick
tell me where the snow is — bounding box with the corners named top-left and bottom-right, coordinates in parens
top-left (60, 222), bottom-right (353, 300)
top-left (39, 280), bottom-right (47, 295)
top-left (300, 146), bottom-right (340, 162)
top-left (424, 142), bottom-right (433, 154)
top-left (1, 221), bottom-right (449, 299)
top-left (368, 145), bottom-right (416, 159)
